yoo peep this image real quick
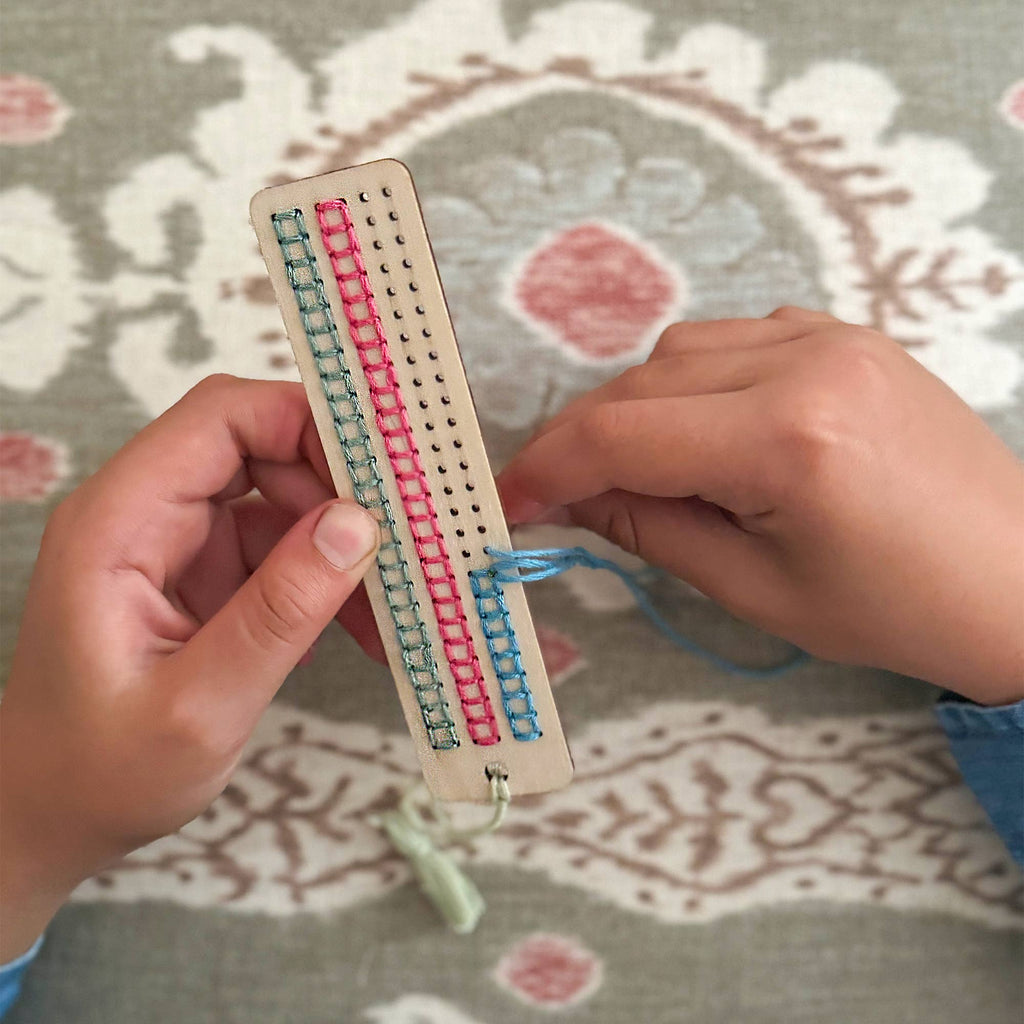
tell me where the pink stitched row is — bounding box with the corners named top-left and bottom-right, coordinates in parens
top-left (315, 198), bottom-right (500, 746)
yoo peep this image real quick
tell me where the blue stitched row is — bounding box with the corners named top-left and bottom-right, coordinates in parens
top-left (272, 209), bottom-right (459, 751)
top-left (468, 568), bottom-right (542, 741)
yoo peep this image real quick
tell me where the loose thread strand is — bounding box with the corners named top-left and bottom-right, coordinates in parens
top-left (483, 546), bottom-right (808, 679)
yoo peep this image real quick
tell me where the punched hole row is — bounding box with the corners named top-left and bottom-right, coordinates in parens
top-left (357, 193), bottom-right (483, 558)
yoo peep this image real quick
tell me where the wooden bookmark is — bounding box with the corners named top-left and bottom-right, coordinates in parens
top-left (251, 160), bottom-right (573, 802)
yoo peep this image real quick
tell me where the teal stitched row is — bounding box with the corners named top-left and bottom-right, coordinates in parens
top-left (272, 209), bottom-right (459, 751)
top-left (468, 570), bottom-right (542, 741)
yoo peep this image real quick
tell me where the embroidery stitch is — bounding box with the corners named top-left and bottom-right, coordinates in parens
top-left (469, 568), bottom-right (542, 740)
top-left (271, 208), bottom-right (459, 750)
top-left (316, 198), bottom-right (500, 746)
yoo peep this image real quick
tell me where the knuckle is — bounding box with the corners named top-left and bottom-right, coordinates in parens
top-left (612, 363), bottom-right (652, 398)
top-left (245, 571), bottom-right (317, 652)
top-left (599, 502), bottom-right (642, 557)
top-left (767, 304), bottom-right (814, 320)
top-left (160, 694), bottom-right (227, 759)
top-left (581, 402), bottom-right (629, 455)
top-left (652, 321), bottom-right (692, 356)
top-left (188, 373), bottom-right (240, 401)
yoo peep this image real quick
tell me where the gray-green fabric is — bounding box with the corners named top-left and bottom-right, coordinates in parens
top-left (1, 1), bottom-right (1022, 1020)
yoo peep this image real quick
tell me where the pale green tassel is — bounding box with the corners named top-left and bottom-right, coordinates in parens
top-left (372, 765), bottom-right (510, 935)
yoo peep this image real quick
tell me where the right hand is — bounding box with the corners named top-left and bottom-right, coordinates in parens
top-left (498, 308), bottom-right (1024, 704)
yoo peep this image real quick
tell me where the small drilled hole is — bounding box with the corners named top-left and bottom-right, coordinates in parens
top-left (373, 240), bottom-right (383, 250)
top-left (422, 329), bottom-right (432, 338)
top-left (412, 378), bottom-right (422, 387)
top-left (415, 305), bottom-right (425, 315)
top-left (359, 191), bottom-right (370, 202)
top-left (409, 282), bottom-right (418, 292)
top-left (389, 211), bottom-right (399, 221)
top-left (456, 528), bottom-right (465, 537)
top-left (438, 465), bottom-right (447, 474)
top-left (434, 373), bottom-right (444, 383)
top-left (477, 525), bottom-right (486, 534)
top-left (425, 422), bottom-right (434, 431)
top-left (471, 504), bottom-right (480, 512)
top-left (443, 486), bottom-right (453, 495)
top-left (428, 351), bottom-right (438, 360)
top-left (462, 550), bottom-right (471, 558)
top-left (386, 286), bottom-right (396, 296)
top-left (400, 332), bottom-right (410, 342)
top-left (453, 440), bottom-right (463, 449)
top-left (402, 258), bottom-right (413, 268)
top-left (441, 396), bottom-right (451, 406)
top-left (380, 263), bottom-right (389, 273)
top-left (446, 417), bottom-right (456, 427)
top-left (406, 355), bottom-right (415, 365)
top-left (382, 186), bottom-right (392, 197)
top-left (430, 443), bottom-right (441, 453)
top-left (449, 507), bottom-right (458, 516)
top-left (465, 483), bottom-right (475, 492)
top-left (395, 234), bottom-right (405, 244)
top-left (459, 462), bottom-right (469, 470)
top-left (366, 215), bottom-right (376, 226)
top-left (418, 400), bottom-right (428, 410)
top-left (393, 310), bottom-right (403, 320)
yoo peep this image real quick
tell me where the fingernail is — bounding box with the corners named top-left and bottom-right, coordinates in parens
top-left (313, 502), bottom-right (379, 569)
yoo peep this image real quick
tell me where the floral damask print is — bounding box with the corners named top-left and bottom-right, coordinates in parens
top-left (73, 702), bottom-right (1023, 929)
top-left (536, 624), bottom-right (585, 686)
top-left (514, 222), bottom-right (679, 361)
top-left (426, 129), bottom-right (804, 427)
top-left (363, 994), bottom-right (486, 1024)
top-left (1000, 80), bottom-right (1024, 129)
top-left (494, 933), bottom-right (603, 1009)
top-left (0, 187), bottom-right (94, 392)
top-left (0, 74), bottom-right (69, 144)
top-left (74, 5), bottom-right (1021, 419)
top-left (0, 432), bottom-right (67, 501)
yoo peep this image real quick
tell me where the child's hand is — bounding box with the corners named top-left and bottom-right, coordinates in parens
top-left (0, 376), bottom-right (380, 958)
top-left (499, 308), bottom-right (1024, 703)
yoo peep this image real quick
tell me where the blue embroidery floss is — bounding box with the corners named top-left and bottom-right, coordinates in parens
top-left (482, 546), bottom-right (808, 679)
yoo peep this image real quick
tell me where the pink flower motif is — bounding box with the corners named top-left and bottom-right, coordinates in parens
top-left (999, 80), bottom-right (1024, 129)
top-left (494, 933), bottom-right (603, 1009)
top-left (0, 433), bottom-right (68, 501)
top-left (536, 625), bottom-right (584, 686)
top-left (0, 74), bottom-right (70, 145)
top-left (514, 222), bottom-right (678, 360)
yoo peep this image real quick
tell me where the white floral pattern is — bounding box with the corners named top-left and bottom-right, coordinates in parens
top-left (0, 187), bottom-right (94, 392)
top-left (1, 2), bottom-right (1019, 418)
top-left (72, 701), bottom-right (1024, 929)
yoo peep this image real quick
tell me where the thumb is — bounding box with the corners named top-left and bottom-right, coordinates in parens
top-left (176, 499), bottom-right (380, 714)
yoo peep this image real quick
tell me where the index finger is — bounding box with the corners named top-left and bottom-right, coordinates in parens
top-left (498, 392), bottom-right (771, 518)
top-left (70, 375), bottom-right (331, 582)
top-left (106, 375), bottom-right (323, 504)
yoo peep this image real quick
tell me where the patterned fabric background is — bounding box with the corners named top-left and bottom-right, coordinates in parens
top-left (2, 1), bottom-right (1022, 1021)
